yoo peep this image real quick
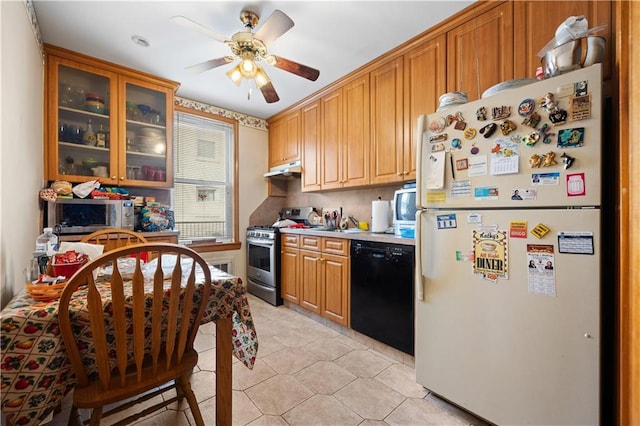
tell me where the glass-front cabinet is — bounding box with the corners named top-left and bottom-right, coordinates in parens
top-left (45, 45), bottom-right (178, 188)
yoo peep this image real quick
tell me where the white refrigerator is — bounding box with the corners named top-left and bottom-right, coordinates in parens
top-left (415, 65), bottom-right (602, 425)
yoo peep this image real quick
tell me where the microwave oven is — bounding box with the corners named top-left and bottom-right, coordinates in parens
top-left (47, 198), bottom-right (135, 234)
top-left (393, 187), bottom-right (417, 236)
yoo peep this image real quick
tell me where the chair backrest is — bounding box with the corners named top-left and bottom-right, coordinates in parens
top-left (80, 229), bottom-right (148, 253)
top-left (58, 243), bottom-right (212, 389)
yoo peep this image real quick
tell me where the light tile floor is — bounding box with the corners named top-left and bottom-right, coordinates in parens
top-left (51, 294), bottom-right (490, 425)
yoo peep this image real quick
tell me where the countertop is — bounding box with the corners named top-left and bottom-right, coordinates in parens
top-left (279, 227), bottom-right (415, 246)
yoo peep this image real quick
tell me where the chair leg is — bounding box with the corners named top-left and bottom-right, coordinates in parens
top-left (175, 378), bottom-right (185, 402)
top-left (89, 407), bottom-right (102, 426)
top-left (67, 405), bottom-right (79, 426)
top-left (176, 376), bottom-right (204, 426)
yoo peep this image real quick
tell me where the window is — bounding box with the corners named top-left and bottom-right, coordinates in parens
top-left (173, 106), bottom-right (239, 250)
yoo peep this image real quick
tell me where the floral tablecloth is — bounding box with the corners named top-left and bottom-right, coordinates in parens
top-left (0, 268), bottom-right (258, 426)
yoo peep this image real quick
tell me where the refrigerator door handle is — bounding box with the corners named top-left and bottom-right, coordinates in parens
top-left (416, 115), bottom-right (426, 210)
top-left (415, 209), bottom-right (424, 301)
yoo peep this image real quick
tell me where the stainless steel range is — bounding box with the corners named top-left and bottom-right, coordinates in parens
top-left (246, 207), bottom-right (320, 306)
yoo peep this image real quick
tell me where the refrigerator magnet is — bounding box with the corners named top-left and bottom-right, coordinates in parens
top-left (491, 106), bottom-right (511, 120)
top-left (558, 232), bottom-right (594, 255)
top-left (436, 214), bottom-right (457, 229)
top-left (575, 80), bottom-right (588, 96)
top-left (455, 158), bottom-right (468, 170)
top-left (466, 212), bottom-right (482, 224)
top-left (540, 93), bottom-right (568, 125)
top-left (557, 127), bottom-right (585, 148)
top-left (561, 152), bottom-right (576, 169)
top-left (472, 229), bottom-right (508, 279)
top-left (570, 94), bottom-right (591, 121)
top-left (567, 173), bottom-right (586, 196)
top-left (522, 112), bottom-right (541, 128)
top-left (530, 223), bottom-right (551, 239)
top-left (509, 221), bottom-right (528, 238)
top-left (518, 98), bottom-right (535, 116)
top-left (464, 128), bottom-right (477, 140)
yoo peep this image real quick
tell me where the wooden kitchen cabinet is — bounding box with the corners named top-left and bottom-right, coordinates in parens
top-left (320, 88), bottom-right (343, 189)
top-left (299, 249), bottom-right (322, 314)
top-left (320, 251), bottom-right (349, 326)
top-left (300, 100), bottom-right (322, 192)
top-left (320, 76), bottom-right (370, 190)
top-left (370, 57), bottom-right (404, 185)
top-left (446, 2), bottom-right (514, 102)
top-left (341, 75), bottom-right (370, 188)
top-left (281, 234), bottom-right (301, 304)
top-left (403, 34), bottom-right (447, 181)
top-left (318, 236), bottom-right (349, 325)
top-left (44, 45), bottom-right (178, 187)
top-left (281, 234), bottom-right (350, 326)
top-left (268, 110), bottom-right (300, 168)
top-left (513, 1), bottom-right (612, 82)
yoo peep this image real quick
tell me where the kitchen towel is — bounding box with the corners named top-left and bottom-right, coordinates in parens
top-left (371, 199), bottom-right (390, 233)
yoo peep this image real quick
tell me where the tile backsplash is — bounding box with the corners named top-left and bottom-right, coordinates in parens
top-left (250, 178), bottom-right (404, 228)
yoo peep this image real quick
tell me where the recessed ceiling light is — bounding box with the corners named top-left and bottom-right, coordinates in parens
top-left (131, 35), bottom-right (150, 48)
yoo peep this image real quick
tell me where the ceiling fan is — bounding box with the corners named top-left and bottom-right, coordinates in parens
top-left (172, 9), bottom-right (320, 103)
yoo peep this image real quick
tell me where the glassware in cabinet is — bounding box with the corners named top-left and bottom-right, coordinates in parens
top-left (49, 59), bottom-right (117, 183)
top-left (46, 45), bottom-right (178, 187)
top-left (120, 79), bottom-right (172, 186)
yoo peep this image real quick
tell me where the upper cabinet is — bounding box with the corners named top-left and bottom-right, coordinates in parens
top-left (370, 57), bottom-right (404, 185)
top-left (403, 34), bottom-right (447, 181)
top-left (446, 2), bottom-right (514, 102)
top-left (300, 100), bottom-right (322, 192)
top-left (513, 1), bottom-right (612, 82)
top-left (268, 110), bottom-right (300, 168)
top-left (341, 75), bottom-right (370, 188)
top-left (45, 45), bottom-right (178, 187)
top-left (319, 75), bottom-right (370, 190)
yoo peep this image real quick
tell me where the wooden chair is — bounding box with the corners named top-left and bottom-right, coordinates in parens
top-left (58, 243), bottom-right (211, 425)
top-left (80, 229), bottom-right (148, 253)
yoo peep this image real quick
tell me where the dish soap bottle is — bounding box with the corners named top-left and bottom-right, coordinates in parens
top-left (83, 119), bottom-right (96, 146)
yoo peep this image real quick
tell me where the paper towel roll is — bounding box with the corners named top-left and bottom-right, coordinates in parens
top-left (371, 199), bottom-right (390, 233)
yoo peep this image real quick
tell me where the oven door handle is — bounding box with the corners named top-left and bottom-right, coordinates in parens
top-left (247, 239), bottom-right (274, 249)
top-left (248, 278), bottom-right (275, 292)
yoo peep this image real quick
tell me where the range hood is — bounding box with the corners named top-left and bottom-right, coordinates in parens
top-left (264, 160), bottom-right (302, 178)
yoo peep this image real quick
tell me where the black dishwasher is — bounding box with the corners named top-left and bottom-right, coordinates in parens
top-left (350, 240), bottom-right (414, 355)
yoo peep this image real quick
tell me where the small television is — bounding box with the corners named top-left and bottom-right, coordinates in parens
top-left (393, 187), bottom-right (417, 236)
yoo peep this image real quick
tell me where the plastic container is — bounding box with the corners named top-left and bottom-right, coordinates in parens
top-left (35, 228), bottom-right (58, 256)
top-left (51, 261), bottom-right (84, 279)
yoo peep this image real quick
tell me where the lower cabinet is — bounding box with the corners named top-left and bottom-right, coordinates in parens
top-left (281, 235), bottom-right (301, 304)
top-left (280, 234), bottom-right (350, 327)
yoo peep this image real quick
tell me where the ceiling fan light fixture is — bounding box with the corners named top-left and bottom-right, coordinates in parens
top-left (254, 67), bottom-right (271, 88)
top-left (239, 58), bottom-right (257, 77)
top-left (226, 64), bottom-right (243, 86)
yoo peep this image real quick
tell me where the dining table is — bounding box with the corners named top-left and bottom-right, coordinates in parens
top-left (0, 266), bottom-right (258, 426)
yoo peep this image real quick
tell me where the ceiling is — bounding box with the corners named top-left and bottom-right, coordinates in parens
top-left (33, 1), bottom-right (474, 120)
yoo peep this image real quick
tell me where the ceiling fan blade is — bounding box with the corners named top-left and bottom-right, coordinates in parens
top-left (254, 9), bottom-right (294, 46)
top-left (171, 16), bottom-right (228, 43)
top-left (271, 55), bottom-right (320, 81)
top-left (185, 57), bottom-right (234, 74)
top-left (259, 81), bottom-right (280, 103)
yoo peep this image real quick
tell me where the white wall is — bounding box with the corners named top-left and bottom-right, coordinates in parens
top-left (0, 0), bottom-right (45, 308)
top-left (201, 124), bottom-right (268, 283)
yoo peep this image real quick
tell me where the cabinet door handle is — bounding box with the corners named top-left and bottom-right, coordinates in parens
top-left (117, 176), bottom-right (122, 180)
top-left (396, 172), bottom-right (402, 176)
